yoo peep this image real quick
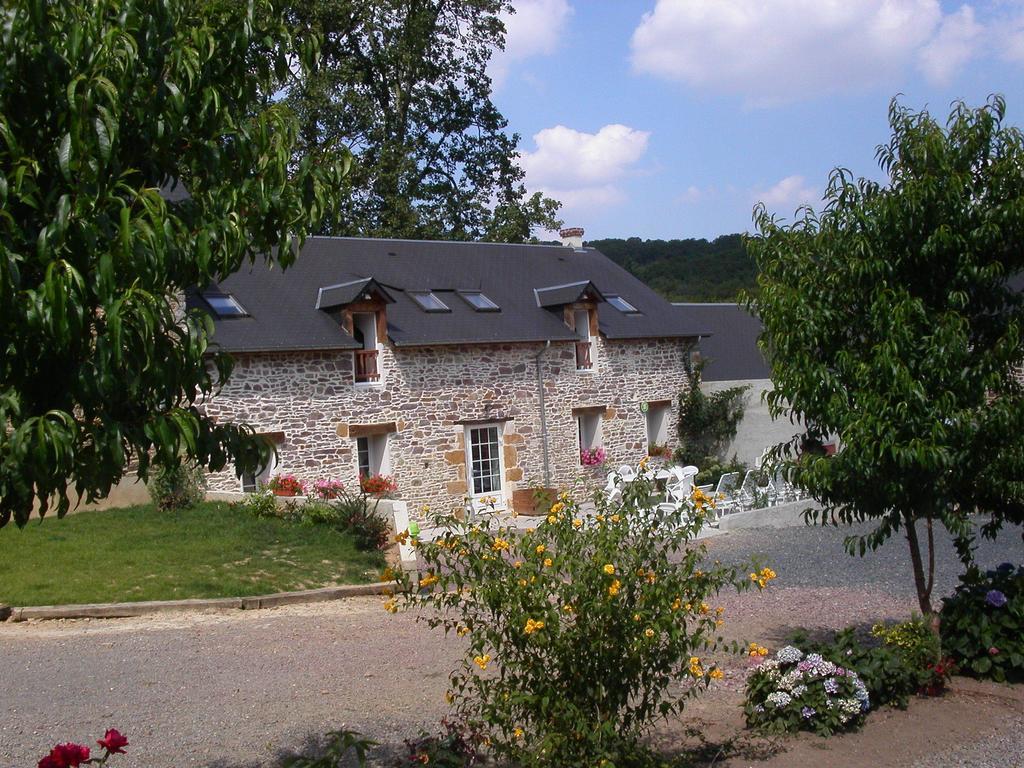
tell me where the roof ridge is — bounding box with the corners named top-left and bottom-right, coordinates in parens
top-left (307, 235), bottom-right (577, 250)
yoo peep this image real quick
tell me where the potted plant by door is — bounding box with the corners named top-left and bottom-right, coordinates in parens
top-left (267, 474), bottom-right (304, 497)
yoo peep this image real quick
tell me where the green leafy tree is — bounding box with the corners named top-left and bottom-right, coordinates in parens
top-left (281, 0), bottom-right (561, 241)
top-left (0, 0), bottom-right (345, 527)
top-left (748, 97), bottom-right (1024, 619)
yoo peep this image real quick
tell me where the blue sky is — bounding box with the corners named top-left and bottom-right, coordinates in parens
top-left (489, 0), bottom-right (1024, 240)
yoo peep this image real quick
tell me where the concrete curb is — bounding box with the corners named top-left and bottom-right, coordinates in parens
top-left (717, 499), bottom-right (821, 531)
top-left (5, 582), bottom-right (395, 622)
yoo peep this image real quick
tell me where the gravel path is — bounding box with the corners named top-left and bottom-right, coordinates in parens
top-left (2, 520), bottom-right (1021, 767)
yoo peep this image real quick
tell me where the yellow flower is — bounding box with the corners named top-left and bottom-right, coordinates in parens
top-left (684, 602), bottom-right (692, 611)
top-left (750, 572), bottom-right (759, 582)
top-left (610, 514), bottom-right (621, 523)
top-left (644, 628), bottom-right (656, 638)
top-left (715, 619), bottom-right (725, 627)
top-left (562, 603), bottom-right (575, 613)
top-left (688, 656), bottom-right (704, 677)
top-left (595, 514), bottom-right (605, 523)
top-left (572, 518), bottom-right (583, 529)
top-left (636, 568), bottom-right (646, 577)
top-left (715, 606), bottom-right (725, 616)
top-left (524, 618), bottom-right (545, 635)
top-left (550, 501), bottom-right (565, 515)
top-left (473, 654), bottom-right (491, 670)
top-left (518, 578), bottom-right (527, 588)
top-left (543, 557), bottom-right (553, 567)
top-left (513, 727), bottom-right (524, 739)
top-left (395, 529), bottom-right (411, 545)
top-left (492, 537), bottom-right (510, 551)
top-left (445, 690), bottom-right (455, 704)
top-left (671, 597), bottom-right (682, 611)
top-left (380, 567), bottom-right (394, 581)
top-left (633, 613), bottom-right (642, 622)
top-left (513, 560), bottom-right (522, 568)
top-left (419, 573), bottom-right (439, 588)
top-left (535, 544), bottom-right (546, 554)
top-left (608, 579), bottom-right (621, 597)
top-left (709, 667), bottom-right (724, 680)
top-left (748, 642), bottom-right (769, 657)
top-left (699, 602), bottom-right (709, 614)
top-left (760, 567), bottom-right (777, 581)
top-left (383, 599), bottom-right (399, 613)
top-left (603, 564), bottom-right (616, 575)
top-left (559, 490), bottom-right (570, 501)
top-left (547, 515), bottom-right (557, 524)
top-left (646, 570), bottom-right (657, 584)
top-left (639, 456), bottom-right (650, 469)
top-left (526, 527), bottom-right (535, 534)
top-left (457, 625), bottom-right (471, 637)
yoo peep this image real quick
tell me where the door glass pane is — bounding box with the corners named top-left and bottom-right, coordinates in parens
top-left (357, 437), bottom-right (371, 478)
top-left (469, 426), bottom-right (501, 496)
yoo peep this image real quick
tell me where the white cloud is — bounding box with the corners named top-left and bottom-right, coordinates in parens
top-left (491, 0), bottom-right (573, 88)
top-left (519, 124), bottom-right (650, 215)
top-left (918, 5), bottom-right (983, 82)
top-left (629, 0), bottom-right (991, 104)
top-left (754, 175), bottom-right (819, 213)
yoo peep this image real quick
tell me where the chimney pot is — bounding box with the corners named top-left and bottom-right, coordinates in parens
top-left (558, 227), bottom-right (585, 249)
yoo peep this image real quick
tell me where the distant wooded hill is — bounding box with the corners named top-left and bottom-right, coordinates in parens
top-left (585, 235), bottom-right (757, 302)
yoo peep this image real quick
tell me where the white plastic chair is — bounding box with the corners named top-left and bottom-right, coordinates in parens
top-left (617, 464), bottom-right (637, 483)
top-left (603, 471), bottom-right (623, 502)
top-left (713, 471), bottom-right (742, 516)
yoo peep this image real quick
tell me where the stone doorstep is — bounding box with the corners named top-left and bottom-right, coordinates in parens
top-left (4, 582), bottom-right (396, 622)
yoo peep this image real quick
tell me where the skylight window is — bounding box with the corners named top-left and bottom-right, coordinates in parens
top-left (204, 293), bottom-right (247, 317)
top-left (606, 295), bottom-right (639, 314)
top-left (458, 291), bottom-right (500, 311)
top-left (409, 291), bottom-right (450, 312)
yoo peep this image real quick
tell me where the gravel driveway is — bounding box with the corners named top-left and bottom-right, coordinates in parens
top-left (2, 519), bottom-right (1021, 767)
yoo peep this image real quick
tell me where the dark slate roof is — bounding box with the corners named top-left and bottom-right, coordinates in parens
top-left (674, 303), bottom-right (769, 382)
top-left (188, 237), bottom-right (708, 352)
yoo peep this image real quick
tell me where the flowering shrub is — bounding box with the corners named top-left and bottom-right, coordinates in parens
top-left (38, 729), bottom-right (128, 767)
top-left (267, 474), bottom-right (304, 496)
top-left (745, 646), bottom-right (869, 736)
top-left (313, 479), bottom-right (345, 500)
top-left (941, 562), bottom-right (1024, 682)
top-left (402, 718), bottom-right (487, 767)
top-left (579, 446), bottom-right (606, 466)
top-left (393, 470), bottom-right (771, 766)
top-left (360, 473), bottom-right (397, 497)
top-left (788, 616), bottom-right (945, 709)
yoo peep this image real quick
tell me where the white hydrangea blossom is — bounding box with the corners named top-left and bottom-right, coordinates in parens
top-left (776, 646), bottom-right (804, 663)
top-left (791, 684), bottom-right (808, 697)
top-left (766, 691), bottom-right (792, 708)
top-left (779, 669), bottom-right (804, 691)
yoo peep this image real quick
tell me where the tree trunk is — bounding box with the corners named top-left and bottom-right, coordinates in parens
top-left (903, 512), bottom-right (935, 618)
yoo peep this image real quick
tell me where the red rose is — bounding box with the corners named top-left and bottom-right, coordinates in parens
top-left (39, 743), bottom-right (90, 768)
top-left (98, 728), bottom-right (128, 754)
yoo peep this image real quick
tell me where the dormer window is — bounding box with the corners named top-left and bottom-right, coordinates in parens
top-left (458, 291), bottom-right (500, 311)
top-left (410, 291), bottom-right (450, 312)
top-left (606, 295), bottom-right (639, 314)
top-left (203, 293), bottom-right (247, 317)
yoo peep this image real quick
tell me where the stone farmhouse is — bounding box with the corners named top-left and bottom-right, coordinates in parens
top-left (190, 229), bottom-right (707, 520)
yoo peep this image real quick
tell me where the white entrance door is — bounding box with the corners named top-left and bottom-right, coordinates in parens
top-left (466, 424), bottom-right (506, 512)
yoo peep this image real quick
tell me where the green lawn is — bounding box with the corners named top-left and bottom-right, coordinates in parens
top-left (0, 502), bottom-right (386, 606)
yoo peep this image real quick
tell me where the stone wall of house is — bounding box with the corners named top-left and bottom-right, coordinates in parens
top-left (203, 336), bottom-right (692, 521)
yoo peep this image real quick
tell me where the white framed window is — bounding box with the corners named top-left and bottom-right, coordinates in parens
top-left (646, 402), bottom-right (671, 452)
top-left (574, 309), bottom-right (595, 371)
top-left (240, 450), bottom-right (278, 493)
top-left (577, 412), bottom-right (603, 463)
top-left (606, 295), bottom-right (639, 314)
top-left (352, 312), bottom-right (381, 384)
top-left (409, 291), bottom-right (451, 312)
top-left (355, 434), bottom-right (390, 478)
top-left (465, 424), bottom-right (506, 510)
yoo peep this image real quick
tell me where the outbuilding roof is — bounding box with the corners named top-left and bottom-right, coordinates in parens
top-left (188, 237), bottom-right (708, 352)
top-left (674, 303), bottom-right (769, 382)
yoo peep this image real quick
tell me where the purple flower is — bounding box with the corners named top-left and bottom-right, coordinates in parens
top-left (801, 706), bottom-right (816, 719)
top-left (986, 589), bottom-right (1008, 608)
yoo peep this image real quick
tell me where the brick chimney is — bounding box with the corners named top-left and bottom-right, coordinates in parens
top-left (558, 227), bottom-right (584, 249)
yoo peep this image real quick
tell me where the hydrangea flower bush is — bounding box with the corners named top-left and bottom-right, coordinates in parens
top-left (392, 466), bottom-right (773, 767)
top-left (745, 646), bottom-right (870, 736)
top-left (941, 562), bottom-right (1024, 682)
